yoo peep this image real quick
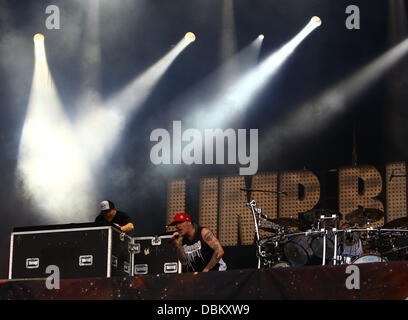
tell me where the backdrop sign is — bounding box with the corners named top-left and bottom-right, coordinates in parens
top-left (167, 162), bottom-right (407, 246)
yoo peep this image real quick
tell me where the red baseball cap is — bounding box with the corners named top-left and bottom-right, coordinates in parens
top-left (168, 212), bottom-right (192, 226)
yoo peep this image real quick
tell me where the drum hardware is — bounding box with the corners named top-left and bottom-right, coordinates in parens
top-left (376, 227), bottom-right (408, 260)
top-left (242, 187), bottom-right (288, 269)
top-left (382, 245), bottom-right (408, 254)
top-left (247, 200), bottom-right (266, 269)
top-left (301, 209), bottom-right (343, 229)
top-left (247, 200), bottom-right (286, 268)
top-left (317, 214), bottom-right (341, 265)
top-left (248, 200), bottom-right (408, 268)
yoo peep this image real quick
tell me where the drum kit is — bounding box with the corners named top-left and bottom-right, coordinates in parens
top-left (247, 201), bottom-right (408, 269)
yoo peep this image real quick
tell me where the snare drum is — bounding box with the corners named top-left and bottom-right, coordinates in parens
top-left (352, 254), bottom-right (387, 264)
top-left (283, 235), bottom-right (313, 266)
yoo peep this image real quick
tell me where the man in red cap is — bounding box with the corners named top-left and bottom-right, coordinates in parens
top-left (169, 212), bottom-right (227, 273)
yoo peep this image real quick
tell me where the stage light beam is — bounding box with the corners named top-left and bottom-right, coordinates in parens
top-left (196, 17), bottom-right (322, 128)
top-left (260, 37), bottom-right (408, 162)
top-left (75, 33), bottom-right (195, 169)
top-left (17, 34), bottom-right (95, 223)
top-left (181, 35), bottom-right (265, 129)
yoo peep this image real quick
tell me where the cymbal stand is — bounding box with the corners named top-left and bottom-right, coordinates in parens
top-left (321, 215), bottom-right (327, 265)
top-left (366, 219), bottom-right (373, 239)
top-left (332, 215), bottom-right (341, 265)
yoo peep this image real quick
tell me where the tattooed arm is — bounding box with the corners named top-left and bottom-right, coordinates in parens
top-left (201, 228), bottom-right (224, 272)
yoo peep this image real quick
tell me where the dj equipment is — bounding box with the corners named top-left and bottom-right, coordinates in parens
top-left (9, 223), bottom-right (132, 279)
top-left (132, 235), bottom-right (181, 275)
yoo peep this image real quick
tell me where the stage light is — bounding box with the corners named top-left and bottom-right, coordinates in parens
top-left (311, 16), bottom-right (322, 27)
top-left (258, 34), bottom-right (265, 40)
top-left (185, 32), bottom-right (196, 43)
top-left (33, 33), bottom-right (46, 61)
top-left (33, 33), bottom-right (44, 43)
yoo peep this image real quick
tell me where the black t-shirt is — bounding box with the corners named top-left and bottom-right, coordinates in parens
top-left (94, 210), bottom-right (132, 228)
top-left (181, 225), bottom-right (219, 272)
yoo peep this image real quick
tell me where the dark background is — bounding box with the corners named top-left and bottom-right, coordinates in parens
top-left (1, 0), bottom-right (407, 278)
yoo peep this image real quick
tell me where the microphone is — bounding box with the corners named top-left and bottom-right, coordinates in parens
top-left (168, 234), bottom-right (179, 244)
top-left (389, 170), bottom-right (394, 182)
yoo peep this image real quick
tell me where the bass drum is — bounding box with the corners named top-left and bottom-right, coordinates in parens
top-left (352, 254), bottom-right (387, 264)
top-left (310, 231), bottom-right (335, 261)
top-left (283, 235), bottom-right (313, 266)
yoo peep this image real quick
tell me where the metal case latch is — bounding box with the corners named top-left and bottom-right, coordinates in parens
top-left (164, 262), bottom-right (178, 273)
top-left (123, 262), bottom-right (130, 274)
top-left (152, 236), bottom-right (161, 246)
top-left (129, 242), bottom-right (141, 254)
top-left (134, 264), bottom-right (148, 274)
top-left (79, 255), bottom-right (93, 267)
top-left (26, 258), bottom-right (40, 269)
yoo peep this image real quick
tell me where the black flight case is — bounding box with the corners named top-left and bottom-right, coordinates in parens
top-left (8, 223), bottom-right (133, 279)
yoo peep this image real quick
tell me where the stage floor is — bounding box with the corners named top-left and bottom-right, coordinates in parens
top-left (1, 261), bottom-right (408, 300)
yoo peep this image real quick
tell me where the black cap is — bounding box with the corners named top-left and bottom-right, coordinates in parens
top-left (100, 200), bottom-right (115, 214)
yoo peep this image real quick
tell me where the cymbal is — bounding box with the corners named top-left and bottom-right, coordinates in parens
top-left (383, 217), bottom-right (408, 229)
top-left (270, 218), bottom-right (306, 228)
top-left (302, 209), bottom-right (343, 224)
top-left (345, 207), bottom-right (384, 224)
